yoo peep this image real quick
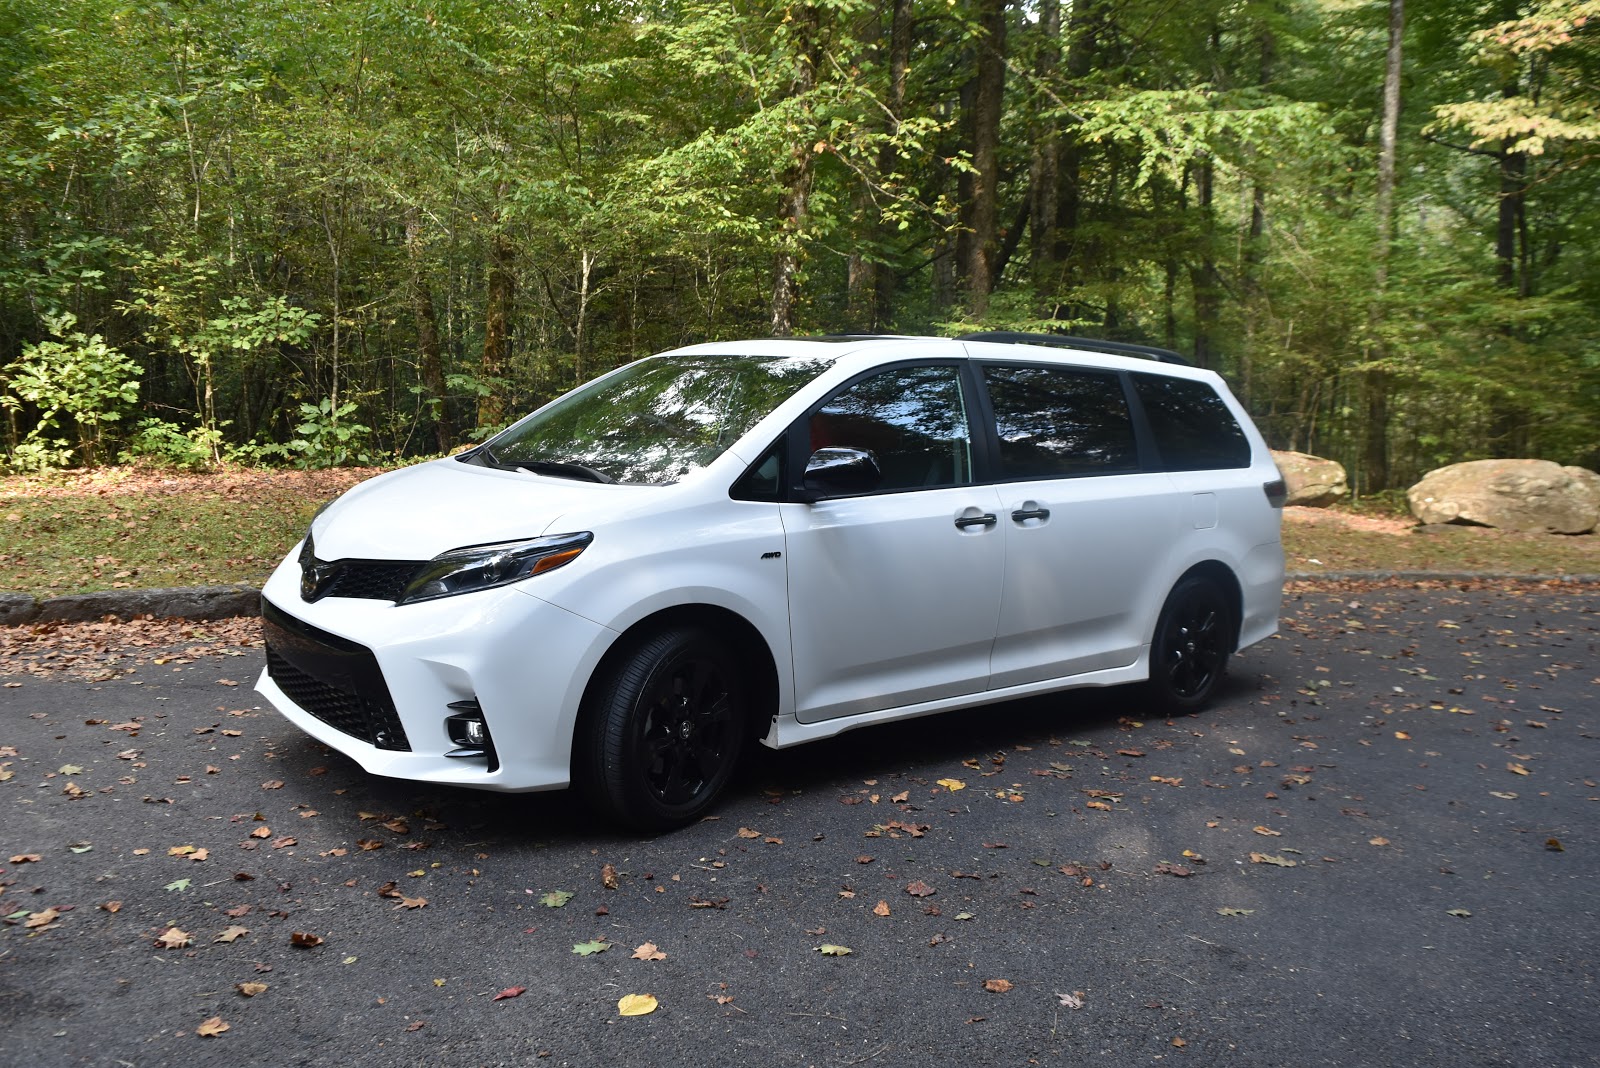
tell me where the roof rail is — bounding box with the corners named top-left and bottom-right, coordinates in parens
top-left (956, 331), bottom-right (1191, 366)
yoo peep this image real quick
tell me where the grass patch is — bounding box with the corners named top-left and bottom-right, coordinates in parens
top-left (1, 467), bottom-right (378, 596)
top-left (1, 467), bottom-right (1595, 598)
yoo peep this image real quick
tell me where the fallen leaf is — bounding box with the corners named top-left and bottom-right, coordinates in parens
top-left (1154, 862), bottom-right (1193, 877)
top-left (100, 900), bottom-right (122, 913)
top-left (601, 863), bottom-right (619, 889)
top-left (214, 925), bottom-right (250, 943)
top-left (24, 908), bottom-right (61, 929)
top-left (236, 982), bottom-right (268, 997)
top-left (1216, 908), bottom-right (1255, 917)
top-left (164, 878), bottom-right (191, 892)
top-left (617, 993), bottom-right (658, 1017)
top-left (492, 986), bottom-right (527, 1001)
top-left (290, 931), bottom-right (324, 948)
top-left (249, 827), bottom-right (272, 839)
top-left (1368, 837), bottom-right (1391, 847)
top-left (398, 897), bottom-right (427, 909)
top-left (9, 853), bottom-right (42, 864)
top-left (572, 940), bottom-right (609, 956)
top-left (1252, 825), bottom-right (1282, 837)
top-left (1489, 791), bottom-right (1518, 800)
top-left (689, 897), bottom-right (729, 909)
top-left (736, 827), bottom-right (762, 839)
top-left (196, 1017), bottom-right (229, 1038)
top-left (935, 778), bottom-right (965, 792)
top-left (904, 880), bottom-right (936, 897)
top-left (540, 890), bottom-right (574, 908)
top-left (1545, 838), bottom-right (1564, 852)
top-left (154, 926), bottom-right (192, 948)
top-left (1249, 852), bottom-right (1298, 868)
top-left (1506, 763), bottom-right (1530, 776)
top-left (816, 944), bottom-right (853, 956)
top-left (1446, 909), bottom-right (1472, 918)
top-left (872, 900), bottom-right (891, 917)
top-left (983, 978), bottom-right (1013, 993)
top-left (632, 942), bottom-right (666, 961)
top-left (1057, 991), bottom-right (1084, 1009)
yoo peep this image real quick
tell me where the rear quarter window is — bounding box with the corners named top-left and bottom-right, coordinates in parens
top-left (983, 364), bottom-right (1140, 479)
top-left (1132, 373), bottom-right (1251, 471)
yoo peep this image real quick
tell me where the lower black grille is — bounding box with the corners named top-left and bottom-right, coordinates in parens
top-left (261, 599), bottom-right (411, 752)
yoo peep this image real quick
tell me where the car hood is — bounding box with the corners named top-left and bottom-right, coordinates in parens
top-left (307, 458), bottom-right (640, 562)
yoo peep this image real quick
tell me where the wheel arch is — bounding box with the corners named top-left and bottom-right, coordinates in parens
top-left (1169, 560), bottom-right (1244, 653)
top-left (572, 603), bottom-right (780, 772)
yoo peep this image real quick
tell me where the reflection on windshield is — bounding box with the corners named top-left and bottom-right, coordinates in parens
top-left (481, 355), bottom-right (830, 485)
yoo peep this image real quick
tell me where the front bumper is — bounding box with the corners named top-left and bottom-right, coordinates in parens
top-left (255, 554), bottom-right (614, 791)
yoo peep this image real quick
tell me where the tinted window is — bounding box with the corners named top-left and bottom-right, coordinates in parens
top-left (1133, 373), bottom-right (1251, 470)
top-left (983, 364), bottom-right (1139, 478)
top-left (480, 354), bottom-right (830, 485)
top-left (808, 365), bottom-right (972, 491)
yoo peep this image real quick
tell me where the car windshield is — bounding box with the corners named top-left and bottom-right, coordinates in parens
top-left (478, 354), bottom-right (831, 485)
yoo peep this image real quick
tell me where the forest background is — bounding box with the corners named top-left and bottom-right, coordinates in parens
top-left (2, 0), bottom-right (1597, 494)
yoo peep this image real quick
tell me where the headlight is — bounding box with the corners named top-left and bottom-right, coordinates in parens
top-left (396, 532), bottom-right (593, 604)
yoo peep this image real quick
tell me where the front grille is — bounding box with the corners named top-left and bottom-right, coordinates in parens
top-left (302, 557), bottom-right (422, 603)
top-left (261, 600), bottom-right (411, 752)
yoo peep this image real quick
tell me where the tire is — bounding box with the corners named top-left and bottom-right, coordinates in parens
top-left (1147, 575), bottom-right (1232, 714)
top-left (580, 626), bottom-right (748, 831)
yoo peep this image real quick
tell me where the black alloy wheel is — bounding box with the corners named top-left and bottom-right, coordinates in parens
top-left (1148, 575), bottom-right (1232, 713)
top-left (581, 626), bottom-right (748, 830)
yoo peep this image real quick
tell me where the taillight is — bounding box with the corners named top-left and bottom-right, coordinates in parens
top-left (1263, 478), bottom-right (1288, 508)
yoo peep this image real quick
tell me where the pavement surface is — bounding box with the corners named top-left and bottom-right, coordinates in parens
top-left (1, 584), bottom-right (1596, 1067)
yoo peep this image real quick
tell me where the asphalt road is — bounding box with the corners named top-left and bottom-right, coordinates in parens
top-left (2, 584), bottom-right (1596, 1068)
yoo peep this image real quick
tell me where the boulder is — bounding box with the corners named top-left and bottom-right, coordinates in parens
top-left (1270, 450), bottom-right (1348, 507)
top-left (1407, 459), bottom-right (1600, 534)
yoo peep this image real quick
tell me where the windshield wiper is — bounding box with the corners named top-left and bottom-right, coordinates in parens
top-left (515, 460), bottom-right (617, 484)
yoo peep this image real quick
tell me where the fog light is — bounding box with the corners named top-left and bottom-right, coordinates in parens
top-left (444, 699), bottom-right (496, 770)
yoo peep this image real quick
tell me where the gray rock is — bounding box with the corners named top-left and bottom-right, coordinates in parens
top-left (0, 592), bottom-right (40, 625)
top-left (33, 585), bottom-right (260, 623)
top-left (1407, 459), bottom-right (1600, 534)
top-left (1271, 450), bottom-right (1349, 507)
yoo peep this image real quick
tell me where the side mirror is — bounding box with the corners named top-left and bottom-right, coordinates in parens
top-left (801, 447), bottom-right (882, 500)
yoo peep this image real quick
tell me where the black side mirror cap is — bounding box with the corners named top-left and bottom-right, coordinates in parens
top-left (800, 447), bottom-right (882, 502)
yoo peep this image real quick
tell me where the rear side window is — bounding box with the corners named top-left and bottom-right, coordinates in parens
top-left (983, 364), bottom-right (1139, 478)
top-left (1132, 373), bottom-right (1251, 471)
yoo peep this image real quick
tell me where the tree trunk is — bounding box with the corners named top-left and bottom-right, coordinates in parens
top-left (771, 5), bottom-right (824, 337)
top-left (1029, 0), bottom-right (1061, 291)
top-left (872, 0), bottom-right (914, 330)
top-left (963, 0), bottom-right (1006, 317)
top-left (406, 206), bottom-right (454, 452)
top-left (479, 191), bottom-right (515, 430)
top-left (1364, 0), bottom-right (1403, 493)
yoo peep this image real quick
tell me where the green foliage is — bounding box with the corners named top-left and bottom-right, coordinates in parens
top-left (2, 314), bottom-right (143, 468)
top-left (288, 398), bottom-right (373, 469)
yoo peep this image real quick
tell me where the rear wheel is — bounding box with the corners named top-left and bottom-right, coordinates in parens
top-left (580, 626), bottom-right (747, 831)
top-left (1147, 575), bottom-right (1232, 713)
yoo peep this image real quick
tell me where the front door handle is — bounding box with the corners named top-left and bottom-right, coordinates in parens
top-left (954, 513), bottom-right (998, 529)
top-left (1011, 506), bottom-right (1050, 522)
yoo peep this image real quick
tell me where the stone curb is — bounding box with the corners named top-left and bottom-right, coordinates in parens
top-left (0, 585), bottom-right (260, 626)
top-left (1, 572), bottom-right (1595, 629)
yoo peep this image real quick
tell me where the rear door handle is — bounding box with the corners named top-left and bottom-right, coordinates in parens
top-left (954, 513), bottom-right (998, 529)
top-left (1011, 507), bottom-right (1050, 522)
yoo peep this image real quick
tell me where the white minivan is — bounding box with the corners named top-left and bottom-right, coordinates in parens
top-left (257, 333), bottom-right (1285, 829)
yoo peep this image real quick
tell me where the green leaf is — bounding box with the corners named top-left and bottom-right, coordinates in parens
top-left (816, 944), bottom-right (853, 956)
top-left (540, 890), bottom-right (574, 908)
top-left (165, 878), bottom-right (191, 892)
top-left (571, 939), bottom-right (609, 956)
top-left (1446, 909), bottom-right (1472, 918)
top-left (1216, 907), bottom-right (1254, 917)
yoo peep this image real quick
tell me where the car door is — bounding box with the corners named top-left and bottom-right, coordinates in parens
top-left (780, 362), bottom-right (1005, 723)
top-left (979, 362), bottom-right (1182, 689)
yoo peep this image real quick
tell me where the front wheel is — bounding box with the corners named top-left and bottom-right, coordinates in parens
top-left (1147, 575), bottom-right (1232, 713)
top-left (579, 626), bottom-right (748, 831)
